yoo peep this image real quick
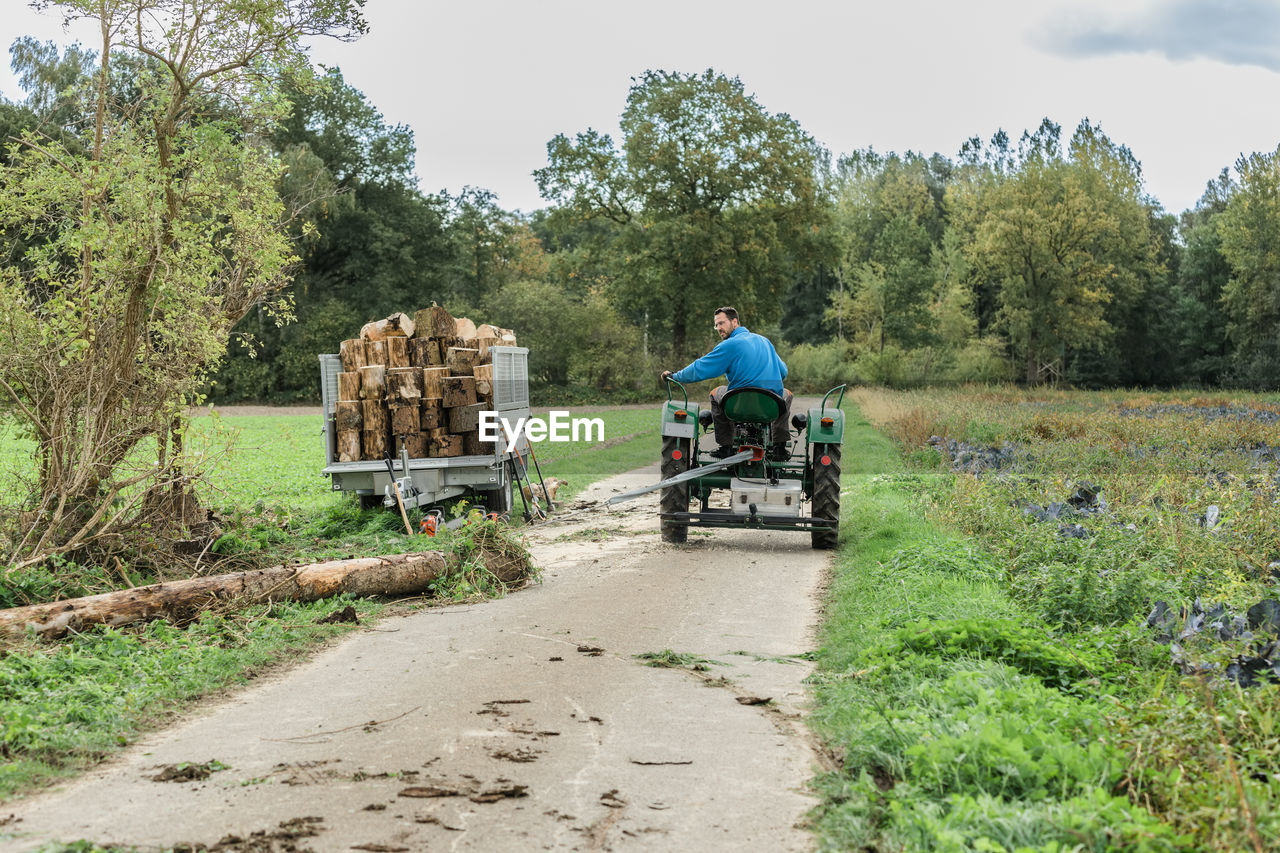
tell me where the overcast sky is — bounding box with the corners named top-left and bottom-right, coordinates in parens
top-left (4, 0), bottom-right (1280, 216)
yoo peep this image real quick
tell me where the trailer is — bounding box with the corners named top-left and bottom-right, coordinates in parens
top-left (319, 345), bottom-right (531, 513)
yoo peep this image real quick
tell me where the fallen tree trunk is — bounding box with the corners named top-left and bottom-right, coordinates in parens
top-left (0, 549), bottom-right (527, 640)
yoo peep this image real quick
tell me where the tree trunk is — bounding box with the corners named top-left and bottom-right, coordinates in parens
top-left (0, 550), bottom-right (528, 640)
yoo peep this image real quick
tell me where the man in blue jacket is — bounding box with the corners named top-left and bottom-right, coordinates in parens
top-left (661, 306), bottom-right (792, 460)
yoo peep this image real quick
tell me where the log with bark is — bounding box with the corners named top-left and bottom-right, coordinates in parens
top-left (386, 367), bottom-right (423, 403)
top-left (404, 433), bottom-right (428, 459)
top-left (359, 365), bottom-right (387, 399)
top-left (462, 432), bottom-right (488, 456)
top-left (409, 338), bottom-right (441, 367)
top-left (0, 549), bottom-right (531, 640)
top-left (442, 376), bottom-right (477, 408)
top-left (390, 404), bottom-right (419, 436)
top-left (362, 430), bottom-right (389, 461)
top-left (420, 400), bottom-right (443, 431)
top-left (445, 347), bottom-right (479, 376)
top-left (364, 340), bottom-right (388, 367)
top-left (447, 403), bottom-right (486, 433)
top-left (339, 339), bottom-right (367, 372)
top-left (361, 312), bottom-right (415, 342)
top-left (427, 430), bottom-right (463, 457)
top-left (422, 367), bottom-right (447, 400)
top-left (336, 430), bottom-right (361, 463)
top-left (414, 304), bottom-right (456, 339)
top-left (337, 371), bottom-right (362, 403)
top-left (386, 336), bottom-right (410, 369)
top-left (454, 317), bottom-right (477, 340)
top-left (335, 401), bottom-right (362, 432)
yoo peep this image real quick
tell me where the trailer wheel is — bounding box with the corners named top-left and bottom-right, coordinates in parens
top-left (811, 443), bottom-right (841, 550)
top-left (485, 478), bottom-right (514, 514)
top-left (660, 435), bottom-right (691, 544)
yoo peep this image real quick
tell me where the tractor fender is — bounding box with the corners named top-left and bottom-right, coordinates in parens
top-left (661, 400), bottom-right (699, 438)
top-left (806, 407), bottom-right (845, 444)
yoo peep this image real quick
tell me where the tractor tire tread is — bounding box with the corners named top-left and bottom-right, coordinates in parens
top-left (811, 443), bottom-right (841, 549)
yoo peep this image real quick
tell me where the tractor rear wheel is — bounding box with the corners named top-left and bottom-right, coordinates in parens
top-left (660, 435), bottom-right (691, 544)
top-left (811, 443), bottom-right (841, 549)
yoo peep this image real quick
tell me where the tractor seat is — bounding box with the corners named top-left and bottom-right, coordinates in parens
top-left (720, 387), bottom-right (786, 423)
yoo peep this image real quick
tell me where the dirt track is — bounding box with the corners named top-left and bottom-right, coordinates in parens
top-left (1, 465), bottom-right (830, 852)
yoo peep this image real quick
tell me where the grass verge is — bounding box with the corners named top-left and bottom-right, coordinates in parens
top-left (810, 406), bottom-right (1186, 851)
top-left (0, 597), bottom-right (378, 802)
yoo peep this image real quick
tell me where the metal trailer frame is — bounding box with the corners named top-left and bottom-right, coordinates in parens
top-left (319, 346), bottom-right (532, 512)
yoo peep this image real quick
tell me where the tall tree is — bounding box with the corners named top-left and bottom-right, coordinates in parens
top-left (0, 0), bottom-right (364, 568)
top-left (535, 69), bottom-right (830, 359)
top-left (215, 66), bottom-right (456, 400)
top-left (952, 119), bottom-right (1163, 384)
top-left (1165, 170), bottom-right (1234, 385)
top-left (1219, 146), bottom-right (1280, 387)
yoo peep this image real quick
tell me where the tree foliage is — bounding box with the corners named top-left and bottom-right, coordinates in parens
top-left (535, 69), bottom-right (831, 359)
top-left (1219, 146), bottom-right (1280, 387)
top-left (0, 0), bottom-right (365, 568)
top-left (951, 120), bottom-right (1164, 384)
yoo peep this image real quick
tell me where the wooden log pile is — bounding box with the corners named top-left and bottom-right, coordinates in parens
top-left (334, 304), bottom-right (517, 462)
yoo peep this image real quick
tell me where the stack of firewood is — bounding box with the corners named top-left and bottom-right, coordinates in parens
top-left (332, 305), bottom-right (517, 462)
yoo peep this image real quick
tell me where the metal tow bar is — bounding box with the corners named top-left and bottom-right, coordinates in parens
top-left (606, 450), bottom-right (755, 506)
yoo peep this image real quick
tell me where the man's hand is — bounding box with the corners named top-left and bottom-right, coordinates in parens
top-left (660, 370), bottom-right (673, 383)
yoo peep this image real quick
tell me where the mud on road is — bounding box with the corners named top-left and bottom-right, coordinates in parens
top-left (1, 465), bottom-right (830, 852)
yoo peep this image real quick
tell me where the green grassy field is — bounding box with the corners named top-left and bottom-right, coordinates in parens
top-left (810, 388), bottom-right (1280, 851)
top-left (0, 405), bottom-right (660, 805)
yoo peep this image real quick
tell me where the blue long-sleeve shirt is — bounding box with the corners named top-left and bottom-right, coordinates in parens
top-left (671, 326), bottom-right (787, 395)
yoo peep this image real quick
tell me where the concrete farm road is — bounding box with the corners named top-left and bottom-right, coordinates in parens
top-left (2, 465), bottom-right (829, 852)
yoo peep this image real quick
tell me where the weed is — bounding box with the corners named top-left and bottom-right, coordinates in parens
top-left (635, 650), bottom-right (722, 671)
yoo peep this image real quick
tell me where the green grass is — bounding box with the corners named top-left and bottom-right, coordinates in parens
top-left (0, 404), bottom-right (661, 808)
top-left (831, 387), bottom-right (1280, 851)
top-left (810, 406), bottom-right (1185, 852)
top-left (0, 597), bottom-right (380, 802)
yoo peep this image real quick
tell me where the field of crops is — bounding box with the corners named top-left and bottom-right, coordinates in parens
top-left (814, 387), bottom-right (1280, 852)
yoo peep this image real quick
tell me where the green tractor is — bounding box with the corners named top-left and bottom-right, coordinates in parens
top-left (608, 379), bottom-right (845, 549)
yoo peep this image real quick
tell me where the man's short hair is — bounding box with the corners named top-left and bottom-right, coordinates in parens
top-left (715, 306), bottom-right (739, 322)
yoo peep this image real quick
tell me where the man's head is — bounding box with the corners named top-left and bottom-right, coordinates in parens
top-left (713, 306), bottom-right (740, 340)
